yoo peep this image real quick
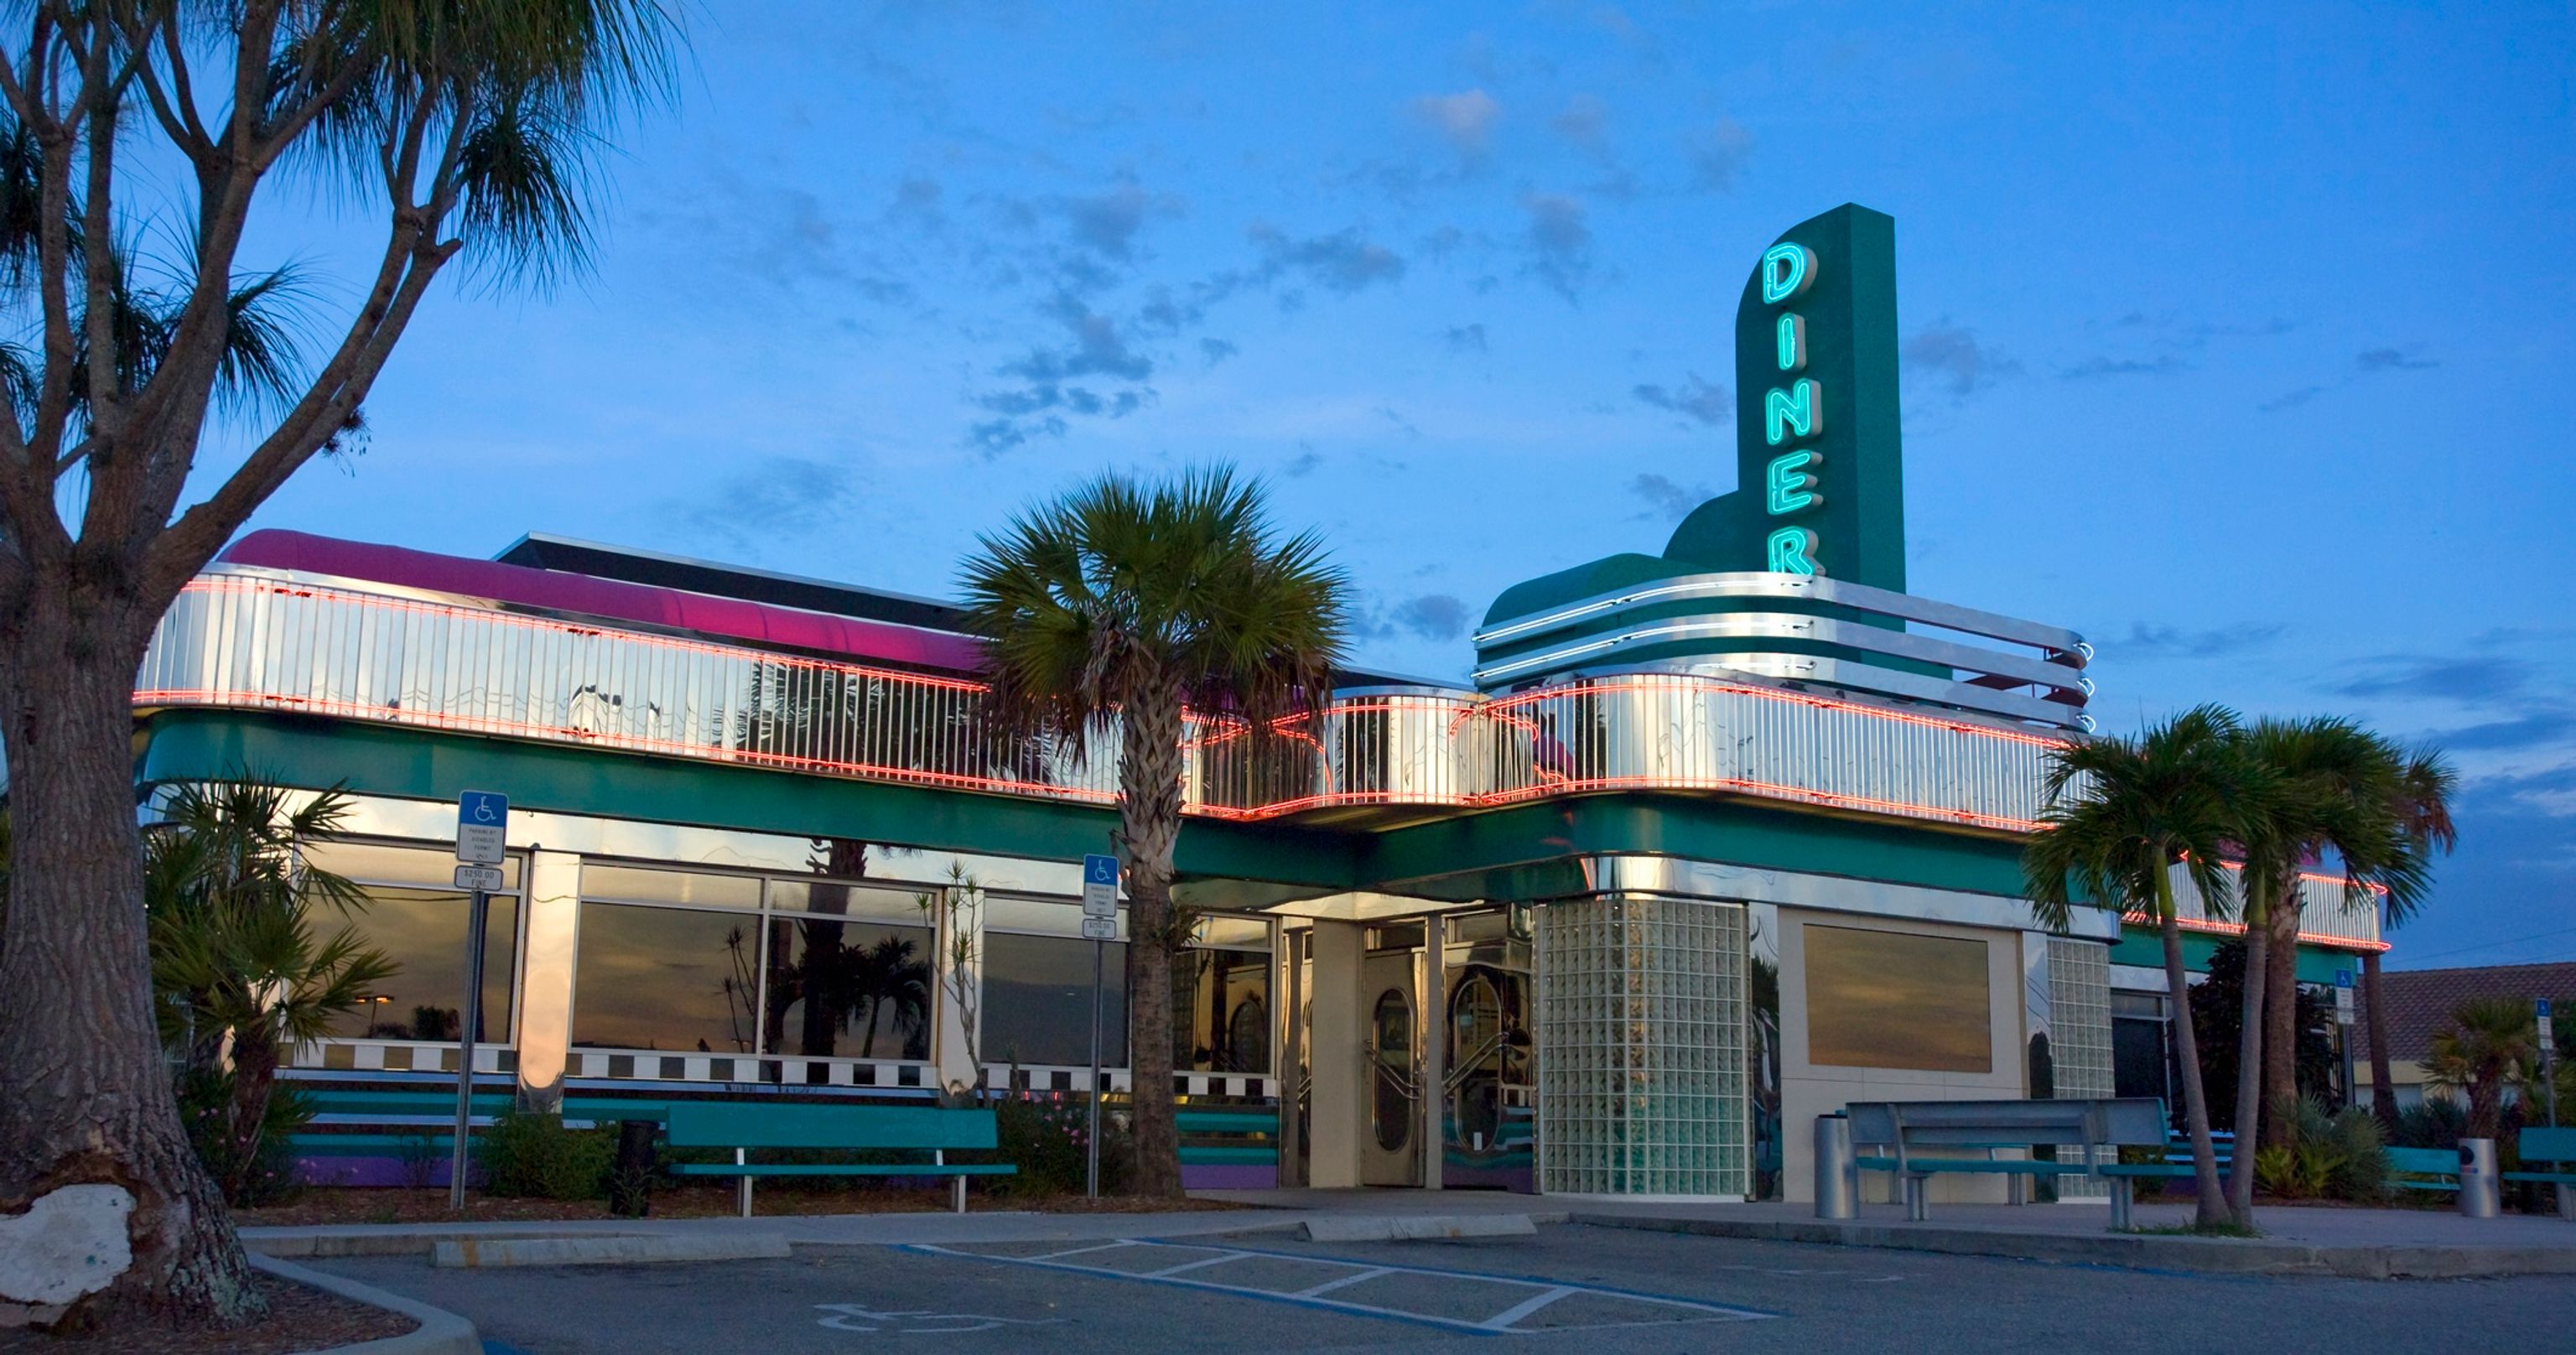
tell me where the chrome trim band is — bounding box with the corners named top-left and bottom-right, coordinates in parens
top-left (1474, 570), bottom-right (2088, 657)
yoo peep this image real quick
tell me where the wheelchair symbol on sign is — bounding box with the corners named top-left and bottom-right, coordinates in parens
top-left (815, 1304), bottom-right (1063, 1334)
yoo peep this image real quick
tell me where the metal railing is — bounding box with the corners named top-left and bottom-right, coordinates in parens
top-left (138, 569), bottom-right (2071, 834)
top-left (2137, 863), bottom-right (2386, 950)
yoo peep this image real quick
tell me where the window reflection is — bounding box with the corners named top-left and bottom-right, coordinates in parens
top-left (328, 886), bottom-right (518, 1044)
top-left (571, 903), bottom-right (761, 1053)
top-left (983, 932), bottom-right (1126, 1067)
top-left (1803, 924), bottom-right (1992, 1073)
top-left (1175, 948), bottom-right (1270, 1073)
top-left (761, 914), bottom-right (932, 1060)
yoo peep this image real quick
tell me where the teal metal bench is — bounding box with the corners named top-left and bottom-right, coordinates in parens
top-left (2502, 1127), bottom-right (2576, 1217)
top-left (2385, 1145), bottom-right (2464, 1193)
top-left (663, 1102), bottom-right (1016, 1216)
top-left (1849, 1098), bottom-right (2172, 1228)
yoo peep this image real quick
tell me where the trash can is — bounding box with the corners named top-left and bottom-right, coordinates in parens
top-left (1815, 1113), bottom-right (1857, 1220)
top-left (2459, 1138), bottom-right (2501, 1218)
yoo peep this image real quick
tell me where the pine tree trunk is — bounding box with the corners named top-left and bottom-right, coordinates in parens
top-left (2257, 885), bottom-right (2302, 1151)
top-left (0, 596), bottom-right (263, 1329)
top-left (2159, 910), bottom-right (2231, 1228)
top-left (2363, 947), bottom-right (2400, 1133)
top-left (2227, 922), bottom-right (2268, 1223)
top-left (1118, 689), bottom-right (1187, 1199)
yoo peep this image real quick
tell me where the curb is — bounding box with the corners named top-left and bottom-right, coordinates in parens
top-left (248, 1253), bottom-right (479, 1355)
top-left (432, 1233), bottom-right (792, 1268)
top-left (1302, 1213), bottom-right (1538, 1243)
top-left (249, 1226), bottom-right (610, 1259)
top-left (1568, 1212), bottom-right (2576, 1279)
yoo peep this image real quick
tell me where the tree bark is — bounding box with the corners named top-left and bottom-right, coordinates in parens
top-left (2363, 947), bottom-right (2400, 1134)
top-left (2258, 887), bottom-right (2302, 1151)
top-left (2227, 922), bottom-right (2269, 1223)
top-left (2158, 908), bottom-right (2231, 1228)
top-left (0, 594), bottom-right (263, 1328)
top-left (1118, 690), bottom-right (1187, 1200)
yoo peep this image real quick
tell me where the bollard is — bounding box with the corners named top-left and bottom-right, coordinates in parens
top-left (2459, 1138), bottom-right (2501, 1218)
top-left (1815, 1113), bottom-right (1858, 1220)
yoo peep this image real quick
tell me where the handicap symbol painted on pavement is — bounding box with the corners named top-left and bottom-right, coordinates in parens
top-left (815, 1304), bottom-right (1065, 1335)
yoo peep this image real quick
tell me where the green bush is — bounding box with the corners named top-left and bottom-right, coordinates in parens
top-left (2255, 1096), bottom-right (2388, 1202)
top-left (2394, 1098), bottom-right (2466, 1150)
top-left (174, 1067), bottom-right (308, 1207)
top-left (991, 1094), bottom-right (1130, 1197)
top-left (479, 1111), bottom-right (613, 1200)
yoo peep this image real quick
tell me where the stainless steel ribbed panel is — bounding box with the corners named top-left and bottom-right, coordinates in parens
top-left (139, 570), bottom-right (2065, 836)
top-left (2153, 864), bottom-right (2383, 948)
top-left (138, 574), bottom-right (1121, 803)
top-left (1477, 673), bottom-right (2057, 832)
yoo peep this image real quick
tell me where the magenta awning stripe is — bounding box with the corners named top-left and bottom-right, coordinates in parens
top-left (218, 530), bottom-right (985, 674)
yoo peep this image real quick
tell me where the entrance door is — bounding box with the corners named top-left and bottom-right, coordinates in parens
top-left (1360, 951), bottom-right (1421, 1186)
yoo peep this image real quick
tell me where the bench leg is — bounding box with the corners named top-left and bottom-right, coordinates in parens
top-left (953, 1175), bottom-right (966, 1215)
top-left (737, 1149), bottom-right (752, 1220)
top-left (1906, 1176), bottom-right (1928, 1223)
top-left (2111, 1180), bottom-right (2132, 1231)
top-left (2558, 1184), bottom-right (2574, 1221)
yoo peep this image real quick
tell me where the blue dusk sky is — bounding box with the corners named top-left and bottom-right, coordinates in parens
top-left (216, 3), bottom-right (2572, 968)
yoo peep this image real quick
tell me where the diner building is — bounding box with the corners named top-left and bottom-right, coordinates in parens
top-left (130, 205), bottom-right (2384, 1202)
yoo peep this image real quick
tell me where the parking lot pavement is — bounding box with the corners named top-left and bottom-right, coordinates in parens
top-left (311, 1223), bottom-right (2576, 1355)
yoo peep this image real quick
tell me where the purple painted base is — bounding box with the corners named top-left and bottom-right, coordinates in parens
top-left (1182, 1163), bottom-right (1278, 1190)
top-left (294, 1155), bottom-right (470, 1189)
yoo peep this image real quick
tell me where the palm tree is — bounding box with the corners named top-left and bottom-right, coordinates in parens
top-left (0, 4), bottom-right (681, 1329)
top-left (2368, 749), bottom-right (2459, 1133)
top-left (959, 466), bottom-right (1349, 1197)
top-left (2025, 706), bottom-right (2257, 1228)
top-left (143, 781), bottom-right (397, 1204)
top-left (2246, 723), bottom-right (2438, 1176)
top-left (2427, 997), bottom-right (2542, 1140)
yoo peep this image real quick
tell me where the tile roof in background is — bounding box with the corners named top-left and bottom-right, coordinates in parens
top-left (2356, 962), bottom-right (2576, 1064)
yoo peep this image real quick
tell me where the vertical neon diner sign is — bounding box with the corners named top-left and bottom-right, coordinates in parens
top-left (1760, 242), bottom-right (1823, 575)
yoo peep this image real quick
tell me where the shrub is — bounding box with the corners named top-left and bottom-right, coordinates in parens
top-left (480, 1111), bottom-right (613, 1200)
top-left (2394, 1098), bottom-right (2467, 1150)
top-left (2322, 1105), bottom-right (2390, 1202)
top-left (175, 1067), bottom-right (306, 1207)
top-left (992, 1093), bottom-right (1130, 1197)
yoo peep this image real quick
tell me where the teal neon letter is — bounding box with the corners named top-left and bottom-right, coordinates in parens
top-left (1766, 526), bottom-right (1820, 576)
top-left (1760, 243), bottom-right (1814, 304)
top-left (1765, 449), bottom-right (1821, 515)
top-left (1764, 379), bottom-right (1821, 445)
top-left (1776, 313), bottom-right (1805, 371)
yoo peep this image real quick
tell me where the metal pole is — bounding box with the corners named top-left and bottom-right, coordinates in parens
top-left (1086, 937), bottom-right (1104, 1198)
top-left (448, 888), bottom-right (488, 1211)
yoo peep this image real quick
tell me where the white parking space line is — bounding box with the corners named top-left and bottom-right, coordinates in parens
top-left (901, 1239), bottom-right (1777, 1336)
top-left (1477, 1285), bottom-right (1578, 1330)
top-left (1291, 1266), bottom-right (1397, 1297)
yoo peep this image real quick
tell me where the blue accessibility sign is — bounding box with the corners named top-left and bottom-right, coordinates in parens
top-left (455, 791), bottom-right (509, 864)
top-left (1083, 854), bottom-right (1119, 886)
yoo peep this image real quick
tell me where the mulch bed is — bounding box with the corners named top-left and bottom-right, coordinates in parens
top-left (0, 1274), bottom-right (413, 1354)
top-left (237, 1185), bottom-right (1237, 1227)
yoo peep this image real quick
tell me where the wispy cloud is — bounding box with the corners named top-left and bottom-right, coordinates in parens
top-left (2108, 621), bottom-right (2287, 659)
top-left (2260, 386), bottom-right (2324, 413)
top-left (1552, 94), bottom-right (1607, 153)
top-left (1521, 193), bottom-right (1593, 301)
top-left (2355, 346), bottom-right (2438, 372)
top-left (2059, 354), bottom-right (2189, 380)
top-left (1904, 323), bottom-right (2018, 397)
top-left (1682, 117), bottom-right (1754, 192)
top-left (1443, 323), bottom-right (1488, 354)
top-left (1249, 224), bottom-right (1406, 294)
top-left (1411, 89), bottom-right (1501, 164)
top-left (1389, 594), bottom-right (1472, 641)
top-left (1629, 473), bottom-right (1715, 521)
top-left (666, 456), bottom-right (863, 551)
top-left (1632, 374), bottom-right (1728, 427)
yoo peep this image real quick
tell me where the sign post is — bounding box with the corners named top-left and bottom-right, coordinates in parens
top-left (1081, 853), bottom-right (1119, 1199)
top-left (450, 791), bottom-right (507, 1211)
top-left (2333, 968), bottom-right (2358, 1107)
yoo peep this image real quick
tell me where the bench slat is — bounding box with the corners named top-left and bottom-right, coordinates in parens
top-left (665, 1103), bottom-right (996, 1151)
top-left (670, 1163), bottom-right (1019, 1178)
